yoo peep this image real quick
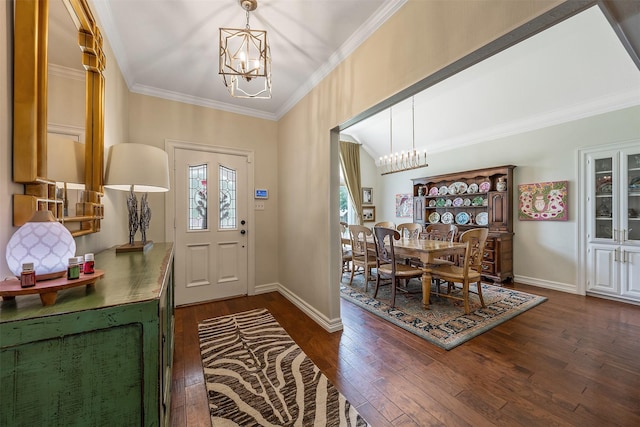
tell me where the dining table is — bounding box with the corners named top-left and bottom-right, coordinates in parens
top-left (391, 238), bottom-right (467, 307)
top-left (341, 230), bottom-right (467, 307)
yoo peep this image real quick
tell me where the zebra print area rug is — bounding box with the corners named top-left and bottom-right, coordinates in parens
top-left (199, 308), bottom-right (367, 426)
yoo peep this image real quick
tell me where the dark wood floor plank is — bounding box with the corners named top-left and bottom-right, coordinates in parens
top-left (170, 285), bottom-right (640, 427)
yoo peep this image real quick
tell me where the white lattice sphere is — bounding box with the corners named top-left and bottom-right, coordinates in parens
top-left (6, 211), bottom-right (76, 279)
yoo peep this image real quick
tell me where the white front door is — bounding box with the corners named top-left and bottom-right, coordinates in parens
top-left (173, 148), bottom-right (249, 306)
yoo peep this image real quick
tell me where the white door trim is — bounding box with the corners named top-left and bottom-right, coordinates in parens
top-left (164, 139), bottom-right (256, 299)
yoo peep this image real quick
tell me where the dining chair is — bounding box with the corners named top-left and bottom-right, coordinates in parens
top-left (397, 222), bottom-right (422, 239)
top-left (374, 221), bottom-right (395, 229)
top-left (424, 228), bottom-right (489, 314)
top-left (348, 225), bottom-right (377, 290)
top-left (372, 226), bottom-right (424, 308)
top-left (424, 223), bottom-right (458, 242)
top-left (340, 222), bottom-right (352, 273)
top-left (395, 223), bottom-right (423, 266)
top-left (409, 223), bottom-right (458, 269)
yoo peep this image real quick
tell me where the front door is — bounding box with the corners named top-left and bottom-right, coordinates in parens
top-left (173, 148), bottom-right (248, 306)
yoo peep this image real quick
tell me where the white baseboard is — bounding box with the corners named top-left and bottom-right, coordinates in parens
top-left (514, 275), bottom-right (579, 294)
top-left (274, 283), bottom-right (344, 333)
top-left (254, 282), bottom-right (279, 294)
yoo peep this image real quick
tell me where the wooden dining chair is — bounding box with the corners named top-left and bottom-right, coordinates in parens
top-left (395, 223), bottom-right (422, 266)
top-left (372, 226), bottom-right (424, 308)
top-left (397, 222), bottom-right (422, 239)
top-left (423, 223), bottom-right (458, 242)
top-left (423, 228), bottom-right (489, 314)
top-left (340, 222), bottom-right (352, 273)
top-left (374, 221), bottom-right (395, 229)
top-left (348, 225), bottom-right (377, 290)
top-left (409, 223), bottom-right (458, 269)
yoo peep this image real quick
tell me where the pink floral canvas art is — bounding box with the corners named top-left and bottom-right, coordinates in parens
top-left (518, 181), bottom-right (568, 221)
top-left (396, 193), bottom-right (413, 218)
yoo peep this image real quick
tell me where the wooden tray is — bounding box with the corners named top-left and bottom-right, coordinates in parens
top-left (0, 270), bottom-right (105, 306)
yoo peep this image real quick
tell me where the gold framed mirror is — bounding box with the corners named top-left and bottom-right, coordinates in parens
top-left (13, 0), bottom-right (105, 236)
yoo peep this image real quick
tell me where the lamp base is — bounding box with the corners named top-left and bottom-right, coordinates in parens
top-left (115, 241), bottom-right (153, 254)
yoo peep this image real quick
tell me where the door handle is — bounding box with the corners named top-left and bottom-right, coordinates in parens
top-left (240, 230), bottom-right (246, 235)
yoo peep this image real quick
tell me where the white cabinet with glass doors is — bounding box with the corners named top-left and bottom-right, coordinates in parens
top-left (585, 143), bottom-right (640, 302)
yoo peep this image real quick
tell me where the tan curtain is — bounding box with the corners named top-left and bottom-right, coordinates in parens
top-left (339, 141), bottom-right (362, 224)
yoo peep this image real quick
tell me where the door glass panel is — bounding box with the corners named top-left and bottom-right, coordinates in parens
top-left (188, 164), bottom-right (207, 230)
top-left (628, 153), bottom-right (640, 241)
top-left (219, 165), bottom-right (236, 229)
top-left (595, 157), bottom-right (613, 239)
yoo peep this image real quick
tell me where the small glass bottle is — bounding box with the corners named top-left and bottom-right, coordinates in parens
top-left (77, 256), bottom-right (84, 274)
top-left (67, 257), bottom-right (80, 280)
top-left (20, 262), bottom-right (36, 288)
top-left (84, 253), bottom-right (95, 274)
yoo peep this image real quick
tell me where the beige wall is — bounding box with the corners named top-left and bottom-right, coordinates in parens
top-left (126, 93), bottom-right (279, 286)
top-left (48, 72), bottom-right (85, 128)
top-left (277, 0), bottom-right (564, 322)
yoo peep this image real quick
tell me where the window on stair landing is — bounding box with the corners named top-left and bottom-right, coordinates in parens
top-left (219, 165), bottom-right (237, 229)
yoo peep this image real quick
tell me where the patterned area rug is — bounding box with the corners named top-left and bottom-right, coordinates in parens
top-left (341, 273), bottom-right (546, 350)
top-left (199, 308), bottom-right (368, 426)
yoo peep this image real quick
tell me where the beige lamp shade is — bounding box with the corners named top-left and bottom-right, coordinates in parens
top-left (47, 136), bottom-right (85, 190)
top-left (104, 143), bottom-right (170, 192)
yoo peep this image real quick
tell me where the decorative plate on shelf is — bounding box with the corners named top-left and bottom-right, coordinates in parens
top-left (475, 212), bottom-right (488, 226)
top-left (479, 181), bottom-right (491, 193)
top-left (441, 211), bottom-right (454, 224)
top-left (439, 186), bottom-right (449, 195)
top-left (436, 198), bottom-right (446, 207)
top-left (455, 212), bottom-right (470, 225)
top-left (471, 196), bottom-right (484, 206)
top-left (429, 186), bottom-right (439, 196)
top-left (463, 198), bottom-right (472, 206)
top-left (596, 176), bottom-right (612, 194)
top-left (428, 212), bottom-right (440, 223)
top-left (428, 199), bottom-right (437, 207)
top-left (628, 176), bottom-right (640, 192)
top-left (448, 182), bottom-right (468, 195)
top-left (445, 199), bottom-right (452, 207)
top-left (467, 183), bottom-right (479, 194)
top-left (453, 197), bottom-right (464, 207)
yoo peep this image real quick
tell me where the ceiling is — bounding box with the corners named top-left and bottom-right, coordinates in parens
top-left (50, 1), bottom-right (640, 162)
top-left (87, 0), bottom-right (405, 120)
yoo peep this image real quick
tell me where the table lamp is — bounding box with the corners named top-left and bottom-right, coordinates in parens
top-left (104, 143), bottom-right (170, 253)
top-left (47, 136), bottom-right (85, 216)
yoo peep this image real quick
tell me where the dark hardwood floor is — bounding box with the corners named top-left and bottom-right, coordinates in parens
top-left (170, 283), bottom-right (640, 426)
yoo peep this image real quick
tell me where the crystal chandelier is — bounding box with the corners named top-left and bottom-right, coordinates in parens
top-left (379, 97), bottom-right (428, 175)
top-left (219, 0), bottom-right (272, 99)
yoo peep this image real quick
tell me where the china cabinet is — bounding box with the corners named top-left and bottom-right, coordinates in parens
top-left (412, 165), bottom-right (515, 283)
top-left (0, 243), bottom-right (175, 426)
top-left (584, 143), bottom-right (640, 302)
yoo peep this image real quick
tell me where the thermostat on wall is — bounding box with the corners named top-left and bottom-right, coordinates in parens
top-left (255, 189), bottom-right (269, 199)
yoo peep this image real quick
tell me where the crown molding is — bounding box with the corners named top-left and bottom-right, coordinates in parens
top-left (424, 91), bottom-right (640, 154)
top-left (48, 64), bottom-right (84, 81)
top-left (130, 83), bottom-right (278, 121)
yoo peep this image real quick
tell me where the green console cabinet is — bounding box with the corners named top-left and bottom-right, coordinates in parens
top-left (0, 243), bottom-right (175, 427)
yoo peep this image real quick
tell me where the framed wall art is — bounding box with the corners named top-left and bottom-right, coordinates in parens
top-left (395, 193), bottom-right (413, 218)
top-left (518, 180), bottom-right (568, 221)
top-left (362, 206), bottom-right (376, 222)
top-left (362, 187), bottom-right (373, 205)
